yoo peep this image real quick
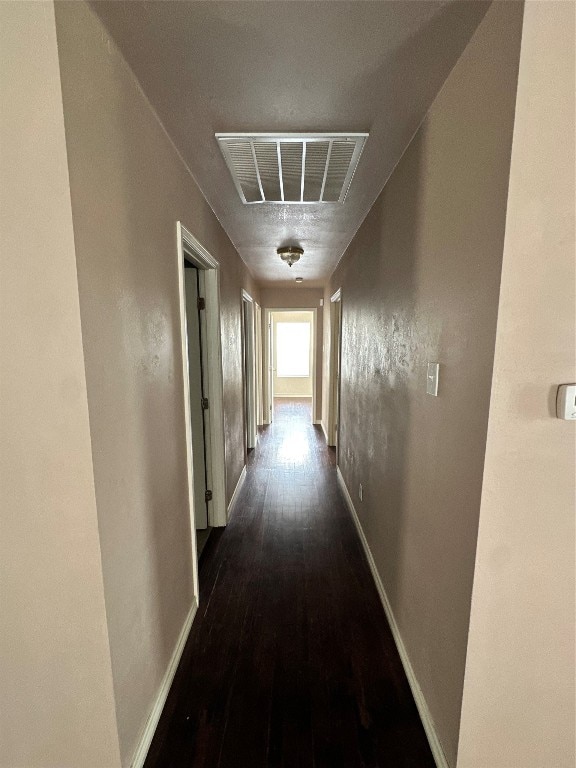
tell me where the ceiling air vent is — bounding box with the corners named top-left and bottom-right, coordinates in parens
top-left (216, 133), bottom-right (368, 204)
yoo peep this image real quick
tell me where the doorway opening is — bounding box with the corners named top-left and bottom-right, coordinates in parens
top-left (184, 262), bottom-right (212, 557)
top-left (177, 223), bottom-right (227, 596)
top-left (264, 309), bottom-right (316, 424)
top-left (241, 290), bottom-right (259, 454)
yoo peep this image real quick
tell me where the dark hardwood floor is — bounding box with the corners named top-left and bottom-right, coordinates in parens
top-left (145, 399), bottom-right (435, 768)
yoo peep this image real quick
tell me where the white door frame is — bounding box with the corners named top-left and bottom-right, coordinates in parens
top-left (263, 308), bottom-right (273, 425)
top-left (254, 302), bottom-right (264, 425)
top-left (264, 308), bottom-right (317, 424)
top-left (176, 222), bottom-right (228, 598)
top-left (242, 290), bottom-right (258, 450)
top-left (327, 289), bottom-right (342, 448)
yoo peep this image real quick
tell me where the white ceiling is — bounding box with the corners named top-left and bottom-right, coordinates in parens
top-left (91, 1), bottom-right (490, 287)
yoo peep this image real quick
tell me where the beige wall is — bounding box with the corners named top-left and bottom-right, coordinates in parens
top-left (0, 4), bottom-right (121, 766)
top-left (54, 3), bottom-right (257, 764)
top-left (260, 287), bottom-right (323, 421)
top-left (457, 4), bottom-right (576, 767)
top-left (272, 311), bottom-right (314, 397)
top-left (327, 4), bottom-right (523, 765)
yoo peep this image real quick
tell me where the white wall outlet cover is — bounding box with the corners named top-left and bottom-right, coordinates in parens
top-left (556, 384), bottom-right (576, 420)
top-left (426, 362), bottom-right (440, 396)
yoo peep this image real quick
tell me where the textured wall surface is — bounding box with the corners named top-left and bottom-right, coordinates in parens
top-left (55, 3), bottom-right (257, 764)
top-left (219, 256), bottom-right (260, 501)
top-left (458, 4), bottom-right (576, 766)
top-left (0, 4), bottom-right (121, 766)
top-left (328, 4), bottom-right (523, 765)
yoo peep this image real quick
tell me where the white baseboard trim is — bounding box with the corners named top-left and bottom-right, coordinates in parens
top-left (130, 598), bottom-right (198, 768)
top-left (227, 465), bottom-right (247, 520)
top-left (273, 394), bottom-right (313, 399)
top-left (336, 467), bottom-right (449, 768)
top-left (313, 419), bottom-right (322, 425)
top-left (320, 420), bottom-right (329, 443)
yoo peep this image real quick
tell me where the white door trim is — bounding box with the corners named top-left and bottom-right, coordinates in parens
top-left (263, 309), bottom-right (273, 425)
top-left (177, 222), bottom-right (228, 561)
top-left (327, 290), bottom-right (342, 447)
top-left (242, 291), bottom-right (258, 449)
top-left (254, 302), bottom-right (264, 426)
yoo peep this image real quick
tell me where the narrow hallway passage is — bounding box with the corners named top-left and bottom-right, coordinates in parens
top-left (146, 400), bottom-right (435, 768)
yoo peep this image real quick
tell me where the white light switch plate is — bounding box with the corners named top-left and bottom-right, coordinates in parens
top-left (557, 384), bottom-right (576, 420)
top-left (427, 362), bottom-right (439, 396)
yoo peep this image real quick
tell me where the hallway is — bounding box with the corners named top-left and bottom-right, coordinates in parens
top-left (145, 400), bottom-right (435, 767)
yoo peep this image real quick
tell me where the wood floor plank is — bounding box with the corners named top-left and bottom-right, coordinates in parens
top-left (145, 399), bottom-right (435, 768)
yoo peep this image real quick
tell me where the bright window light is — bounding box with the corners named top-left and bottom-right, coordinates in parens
top-left (276, 322), bottom-right (310, 377)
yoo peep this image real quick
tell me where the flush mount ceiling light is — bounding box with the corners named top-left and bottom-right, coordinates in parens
top-left (277, 246), bottom-right (303, 268)
top-left (216, 133), bottom-right (368, 204)
top-left (295, 277), bottom-right (304, 283)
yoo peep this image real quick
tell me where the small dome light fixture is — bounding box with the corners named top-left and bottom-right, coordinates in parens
top-left (295, 277), bottom-right (304, 283)
top-left (277, 245), bottom-right (303, 268)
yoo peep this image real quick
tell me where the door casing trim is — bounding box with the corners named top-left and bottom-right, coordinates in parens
top-left (327, 289), bottom-right (342, 447)
top-left (176, 222), bottom-right (228, 603)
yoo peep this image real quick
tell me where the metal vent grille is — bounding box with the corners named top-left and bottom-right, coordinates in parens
top-left (216, 133), bottom-right (368, 204)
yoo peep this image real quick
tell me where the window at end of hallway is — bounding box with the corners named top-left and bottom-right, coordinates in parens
top-left (277, 322), bottom-right (311, 377)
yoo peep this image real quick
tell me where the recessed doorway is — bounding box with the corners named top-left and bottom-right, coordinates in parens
top-left (241, 290), bottom-right (259, 454)
top-left (265, 309), bottom-right (316, 423)
top-left (184, 262), bottom-right (211, 557)
top-left (177, 223), bottom-right (227, 596)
